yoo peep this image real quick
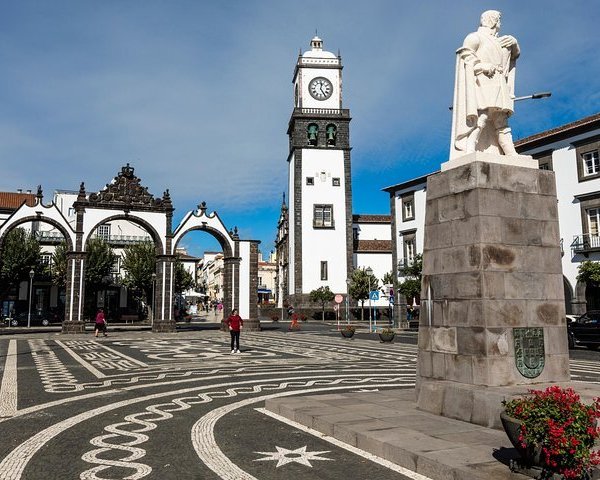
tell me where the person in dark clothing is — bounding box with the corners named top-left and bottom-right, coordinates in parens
top-left (225, 309), bottom-right (243, 354)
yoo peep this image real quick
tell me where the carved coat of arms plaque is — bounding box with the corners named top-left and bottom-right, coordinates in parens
top-left (513, 327), bottom-right (545, 378)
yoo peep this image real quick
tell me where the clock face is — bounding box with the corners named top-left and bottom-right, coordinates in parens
top-left (309, 77), bottom-right (333, 100)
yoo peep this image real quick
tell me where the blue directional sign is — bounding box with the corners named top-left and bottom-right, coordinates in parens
top-left (389, 296), bottom-right (394, 305)
top-left (369, 290), bottom-right (380, 301)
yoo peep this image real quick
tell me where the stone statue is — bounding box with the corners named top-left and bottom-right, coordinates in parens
top-left (451, 10), bottom-right (520, 159)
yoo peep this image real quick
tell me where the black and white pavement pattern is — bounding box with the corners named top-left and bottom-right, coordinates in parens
top-left (0, 325), bottom-right (597, 480)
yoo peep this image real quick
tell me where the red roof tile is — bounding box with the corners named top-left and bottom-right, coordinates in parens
top-left (352, 214), bottom-right (391, 223)
top-left (354, 240), bottom-right (392, 253)
top-left (0, 192), bottom-right (36, 210)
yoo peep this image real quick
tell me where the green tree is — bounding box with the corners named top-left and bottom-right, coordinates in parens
top-left (382, 271), bottom-right (395, 286)
top-left (174, 259), bottom-right (195, 296)
top-left (0, 228), bottom-right (41, 300)
top-left (84, 237), bottom-right (117, 318)
top-left (309, 286), bottom-right (335, 321)
top-left (577, 260), bottom-right (600, 286)
top-left (51, 241), bottom-right (68, 288)
top-left (398, 254), bottom-right (422, 303)
top-left (121, 240), bottom-right (156, 317)
top-left (348, 268), bottom-right (379, 321)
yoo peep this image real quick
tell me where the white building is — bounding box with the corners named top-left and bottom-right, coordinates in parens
top-left (257, 251), bottom-right (277, 304)
top-left (352, 214), bottom-right (393, 308)
top-left (516, 112), bottom-right (600, 314)
top-left (197, 252), bottom-right (224, 302)
top-left (281, 35), bottom-right (354, 308)
top-left (384, 112), bottom-right (600, 316)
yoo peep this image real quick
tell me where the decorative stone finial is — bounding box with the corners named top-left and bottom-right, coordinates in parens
top-left (77, 182), bottom-right (86, 201)
top-left (198, 201), bottom-right (207, 214)
top-left (122, 163), bottom-right (135, 178)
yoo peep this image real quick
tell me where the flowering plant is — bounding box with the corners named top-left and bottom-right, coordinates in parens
top-left (502, 386), bottom-right (600, 479)
top-left (380, 327), bottom-right (395, 335)
top-left (342, 325), bottom-right (356, 332)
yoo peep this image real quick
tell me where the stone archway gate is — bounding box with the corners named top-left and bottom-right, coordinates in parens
top-left (0, 165), bottom-right (260, 333)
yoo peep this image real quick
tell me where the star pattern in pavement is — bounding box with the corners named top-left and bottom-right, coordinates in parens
top-left (254, 445), bottom-right (333, 468)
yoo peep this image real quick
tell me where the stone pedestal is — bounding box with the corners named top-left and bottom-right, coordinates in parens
top-left (61, 321), bottom-right (86, 334)
top-left (152, 320), bottom-right (176, 333)
top-left (416, 156), bottom-right (570, 422)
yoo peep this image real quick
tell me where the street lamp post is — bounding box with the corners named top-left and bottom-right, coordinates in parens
top-left (366, 266), bottom-right (373, 333)
top-left (151, 272), bottom-right (157, 325)
top-left (27, 269), bottom-right (34, 328)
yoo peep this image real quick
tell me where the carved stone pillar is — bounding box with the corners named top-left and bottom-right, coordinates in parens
top-left (245, 241), bottom-right (260, 331)
top-left (62, 252), bottom-right (86, 334)
top-left (153, 255), bottom-right (176, 333)
top-left (222, 255), bottom-right (238, 330)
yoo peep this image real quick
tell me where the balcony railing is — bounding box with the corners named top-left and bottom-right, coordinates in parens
top-left (34, 231), bottom-right (66, 244)
top-left (571, 234), bottom-right (600, 255)
top-left (398, 257), bottom-right (415, 271)
top-left (91, 234), bottom-right (152, 246)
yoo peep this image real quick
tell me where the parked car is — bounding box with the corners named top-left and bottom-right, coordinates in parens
top-left (5, 311), bottom-right (61, 327)
top-left (567, 311), bottom-right (600, 350)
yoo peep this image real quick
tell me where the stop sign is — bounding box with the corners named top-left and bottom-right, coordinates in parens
top-left (334, 294), bottom-right (343, 304)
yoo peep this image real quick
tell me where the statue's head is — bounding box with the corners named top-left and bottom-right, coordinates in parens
top-left (480, 10), bottom-right (501, 30)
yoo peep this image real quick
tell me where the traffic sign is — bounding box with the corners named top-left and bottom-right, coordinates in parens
top-left (369, 290), bottom-right (380, 301)
top-left (334, 294), bottom-right (343, 304)
top-left (389, 297), bottom-right (394, 305)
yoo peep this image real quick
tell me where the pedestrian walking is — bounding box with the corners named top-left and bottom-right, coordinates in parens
top-left (94, 308), bottom-right (107, 337)
top-left (225, 309), bottom-right (243, 354)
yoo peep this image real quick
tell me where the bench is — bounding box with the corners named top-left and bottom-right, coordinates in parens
top-left (120, 314), bottom-right (138, 324)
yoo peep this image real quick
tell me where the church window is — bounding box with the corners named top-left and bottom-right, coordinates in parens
top-left (307, 124), bottom-right (319, 146)
top-left (313, 205), bottom-right (334, 228)
top-left (326, 124), bottom-right (337, 146)
top-left (320, 261), bottom-right (328, 280)
top-left (306, 177), bottom-right (314, 185)
top-left (332, 177), bottom-right (340, 187)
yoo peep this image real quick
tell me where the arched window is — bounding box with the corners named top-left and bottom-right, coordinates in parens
top-left (307, 124), bottom-right (319, 146)
top-left (326, 124), bottom-right (337, 146)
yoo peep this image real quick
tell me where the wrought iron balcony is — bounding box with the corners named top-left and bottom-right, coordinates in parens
top-left (34, 231), bottom-right (66, 244)
top-left (91, 234), bottom-right (152, 246)
top-left (571, 234), bottom-right (600, 255)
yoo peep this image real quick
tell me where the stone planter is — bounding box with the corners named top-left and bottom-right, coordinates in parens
top-left (340, 329), bottom-right (355, 339)
top-left (379, 332), bottom-right (395, 343)
top-left (500, 412), bottom-right (543, 470)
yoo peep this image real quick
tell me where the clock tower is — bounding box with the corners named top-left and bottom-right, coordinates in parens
top-left (285, 35), bottom-right (353, 308)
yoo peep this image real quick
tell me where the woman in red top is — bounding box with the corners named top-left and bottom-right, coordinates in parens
top-left (94, 308), bottom-right (107, 337)
top-left (225, 309), bottom-right (243, 354)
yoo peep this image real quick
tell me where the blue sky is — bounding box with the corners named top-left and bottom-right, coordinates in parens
top-left (1, 1), bottom-right (599, 258)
